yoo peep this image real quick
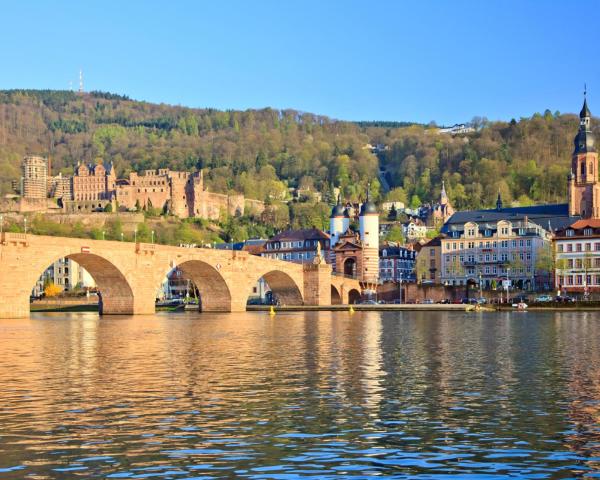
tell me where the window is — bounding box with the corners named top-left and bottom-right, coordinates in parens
top-left (567, 229), bottom-right (574, 237)
top-left (430, 248), bottom-right (435, 256)
top-left (584, 228), bottom-right (593, 236)
top-left (567, 244), bottom-right (573, 252)
top-left (586, 243), bottom-right (592, 251)
top-left (576, 244), bottom-right (582, 252)
top-left (558, 244), bottom-right (564, 252)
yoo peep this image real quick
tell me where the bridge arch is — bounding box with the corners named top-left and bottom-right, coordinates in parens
top-left (26, 252), bottom-right (134, 315)
top-left (331, 285), bottom-right (342, 305)
top-left (246, 269), bottom-right (303, 307)
top-left (171, 260), bottom-right (232, 312)
top-left (348, 288), bottom-right (361, 304)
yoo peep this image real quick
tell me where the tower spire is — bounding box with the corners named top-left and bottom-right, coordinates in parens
top-left (496, 191), bottom-right (503, 211)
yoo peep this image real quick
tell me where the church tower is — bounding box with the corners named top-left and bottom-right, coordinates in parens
top-left (569, 93), bottom-right (599, 218)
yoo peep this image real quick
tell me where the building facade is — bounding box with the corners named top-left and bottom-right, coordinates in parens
top-left (441, 218), bottom-right (551, 291)
top-left (33, 258), bottom-right (95, 297)
top-left (415, 236), bottom-right (442, 284)
top-left (554, 219), bottom-right (600, 296)
top-left (379, 244), bottom-right (416, 283)
top-left (261, 228), bottom-right (330, 263)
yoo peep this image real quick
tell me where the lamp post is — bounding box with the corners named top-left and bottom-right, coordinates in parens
top-left (151, 230), bottom-right (155, 244)
top-left (0, 214), bottom-right (3, 236)
top-left (479, 272), bottom-right (482, 299)
top-left (134, 227), bottom-right (137, 243)
top-left (398, 272), bottom-right (403, 304)
top-left (24, 217), bottom-right (27, 235)
top-left (121, 232), bottom-right (124, 242)
top-left (505, 267), bottom-right (510, 304)
top-left (102, 230), bottom-right (105, 241)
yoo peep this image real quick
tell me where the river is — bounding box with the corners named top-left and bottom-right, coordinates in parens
top-left (0, 310), bottom-right (599, 478)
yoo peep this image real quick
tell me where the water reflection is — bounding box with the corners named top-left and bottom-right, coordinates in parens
top-left (0, 311), bottom-right (599, 477)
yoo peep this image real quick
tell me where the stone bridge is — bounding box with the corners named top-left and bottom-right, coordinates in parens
top-left (0, 233), bottom-right (362, 318)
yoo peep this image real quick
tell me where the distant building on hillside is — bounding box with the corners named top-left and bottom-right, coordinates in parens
top-left (438, 124), bottom-right (475, 135)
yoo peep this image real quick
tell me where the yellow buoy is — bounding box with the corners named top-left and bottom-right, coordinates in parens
top-left (269, 306), bottom-right (276, 315)
top-left (349, 305), bottom-right (355, 314)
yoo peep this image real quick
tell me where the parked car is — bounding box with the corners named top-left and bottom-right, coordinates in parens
top-left (555, 295), bottom-right (576, 303)
top-left (438, 299), bottom-right (450, 304)
top-left (476, 297), bottom-right (488, 304)
top-left (534, 295), bottom-right (554, 303)
top-left (421, 299), bottom-right (434, 304)
top-left (461, 298), bottom-right (478, 304)
top-left (510, 295), bottom-right (530, 304)
top-left (361, 299), bottom-right (378, 305)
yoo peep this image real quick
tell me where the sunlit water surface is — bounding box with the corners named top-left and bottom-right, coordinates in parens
top-left (1, 310), bottom-right (600, 478)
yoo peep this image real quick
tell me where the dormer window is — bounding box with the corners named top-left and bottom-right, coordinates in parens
top-left (584, 228), bottom-right (593, 236)
top-left (567, 229), bottom-right (574, 237)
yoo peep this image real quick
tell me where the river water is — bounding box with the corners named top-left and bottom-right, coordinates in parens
top-left (1, 310), bottom-right (600, 478)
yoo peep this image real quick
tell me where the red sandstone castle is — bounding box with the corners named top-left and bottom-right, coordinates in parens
top-left (68, 163), bottom-right (263, 219)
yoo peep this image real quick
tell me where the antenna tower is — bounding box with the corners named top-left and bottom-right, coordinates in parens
top-left (79, 69), bottom-right (84, 93)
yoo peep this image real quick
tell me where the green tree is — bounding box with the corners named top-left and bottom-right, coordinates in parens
top-left (385, 225), bottom-right (405, 244)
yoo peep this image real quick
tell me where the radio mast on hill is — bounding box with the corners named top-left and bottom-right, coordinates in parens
top-left (79, 69), bottom-right (84, 93)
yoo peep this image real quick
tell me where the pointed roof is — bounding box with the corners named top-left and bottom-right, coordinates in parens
top-left (360, 184), bottom-right (377, 215)
top-left (331, 193), bottom-right (345, 217)
top-left (581, 97), bottom-right (591, 118)
top-left (574, 95), bottom-right (596, 154)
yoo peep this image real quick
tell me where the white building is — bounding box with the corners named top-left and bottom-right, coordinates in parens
top-left (554, 219), bottom-right (600, 296)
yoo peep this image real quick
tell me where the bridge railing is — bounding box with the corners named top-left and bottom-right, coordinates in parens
top-left (1, 232), bottom-right (28, 246)
top-left (332, 271), bottom-right (358, 280)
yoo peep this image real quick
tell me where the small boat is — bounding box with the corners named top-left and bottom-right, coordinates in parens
top-left (512, 302), bottom-right (528, 310)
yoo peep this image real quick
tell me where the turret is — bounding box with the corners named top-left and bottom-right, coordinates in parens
top-left (329, 194), bottom-right (345, 247)
top-left (359, 186), bottom-right (379, 281)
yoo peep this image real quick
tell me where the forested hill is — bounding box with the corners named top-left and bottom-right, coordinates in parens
top-left (0, 89), bottom-right (595, 210)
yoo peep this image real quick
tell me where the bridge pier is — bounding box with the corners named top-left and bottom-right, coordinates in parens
top-left (303, 263), bottom-right (332, 306)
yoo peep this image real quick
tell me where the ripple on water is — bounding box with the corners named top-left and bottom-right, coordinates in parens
top-left (0, 311), bottom-right (598, 478)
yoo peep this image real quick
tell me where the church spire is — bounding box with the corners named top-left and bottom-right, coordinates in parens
top-left (496, 191), bottom-right (503, 211)
top-left (440, 180), bottom-right (448, 203)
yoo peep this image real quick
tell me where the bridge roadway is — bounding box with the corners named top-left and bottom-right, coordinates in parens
top-left (0, 233), bottom-right (362, 318)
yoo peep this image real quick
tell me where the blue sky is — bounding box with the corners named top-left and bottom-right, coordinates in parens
top-left (1, 0), bottom-right (598, 125)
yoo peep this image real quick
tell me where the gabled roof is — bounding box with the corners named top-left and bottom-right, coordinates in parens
top-left (268, 228), bottom-right (330, 242)
top-left (333, 240), bottom-right (362, 251)
top-left (443, 203), bottom-right (577, 232)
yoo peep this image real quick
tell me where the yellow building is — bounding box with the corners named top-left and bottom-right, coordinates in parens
top-left (415, 237), bottom-right (442, 284)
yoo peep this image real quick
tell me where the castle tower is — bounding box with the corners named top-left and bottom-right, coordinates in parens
top-left (329, 194), bottom-right (345, 247)
top-left (359, 187), bottom-right (379, 282)
top-left (22, 155), bottom-right (48, 199)
top-left (569, 93), bottom-right (599, 218)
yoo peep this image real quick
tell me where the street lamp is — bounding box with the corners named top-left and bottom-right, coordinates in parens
top-left (24, 217), bottom-right (27, 234)
top-left (134, 227), bottom-right (137, 243)
top-left (121, 232), bottom-right (124, 242)
top-left (151, 230), bottom-right (155, 244)
top-left (0, 214), bottom-right (3, 236)
top-left (102, 230), bottom-right (105, 241)
top-left (398, 272), bottom-right (403, 304)
top-left (505, 267), bottom-right (510, 304)
top-left (479, 272), bottom-right (482, 299)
